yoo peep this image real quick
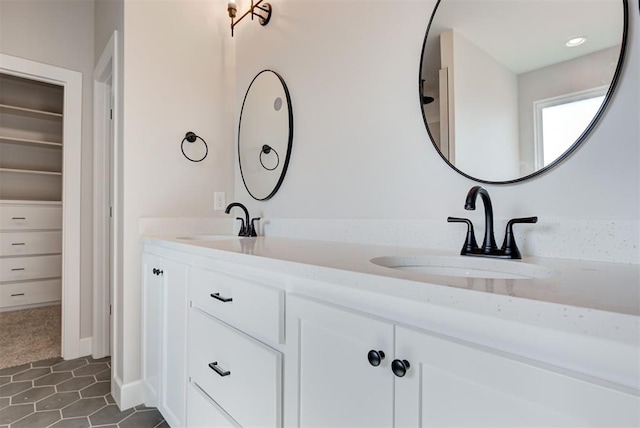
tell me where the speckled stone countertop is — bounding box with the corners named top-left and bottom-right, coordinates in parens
top-left (143, 235), bottom-right (639, 315)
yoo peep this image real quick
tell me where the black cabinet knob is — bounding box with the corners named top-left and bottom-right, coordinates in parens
top-left (152, 268), bottom-right (163, 276)
top-left (367, 350), bottom-right (385, 367)
top-left (391, 359), bottom-right (410, 377)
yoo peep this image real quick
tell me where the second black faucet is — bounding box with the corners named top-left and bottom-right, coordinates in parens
top-left (448, 186), bottom-right (537, 259)
top-left (225, 202), bottom-right (261, 237)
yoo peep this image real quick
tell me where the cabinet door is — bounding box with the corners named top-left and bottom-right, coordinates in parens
top-left (142, 253), bottom-right (163, 407)
top-left (141, 253), bottom-right (188, 428)
top-left (285, 294), bottom-right (394, 427)
top-left (394, 325), bottom-right (640, 427)
top-left (160, 258), bottom-right (189, 428)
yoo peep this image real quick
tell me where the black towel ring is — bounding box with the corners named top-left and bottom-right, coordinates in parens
top-left (259, 144), bottom-right (280, 171)
top-left (181, 131), bottom-right (208, 162)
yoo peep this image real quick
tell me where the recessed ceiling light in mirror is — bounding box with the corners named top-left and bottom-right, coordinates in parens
top-left (566, 36), bottom-right (587, 47)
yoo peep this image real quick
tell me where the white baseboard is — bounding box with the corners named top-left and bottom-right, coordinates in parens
top-left (112, 376), bottom-right (144, 410)
top-left (79, 337), bottom-right (92, 357)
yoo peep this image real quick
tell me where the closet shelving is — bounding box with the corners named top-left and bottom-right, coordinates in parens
top-left (0, 73), bottom-right (64, 202)
top-left (0, 72), bottom-right (63, 311)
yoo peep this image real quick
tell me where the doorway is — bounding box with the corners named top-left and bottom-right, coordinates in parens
top-left (0, 54), bottom-right (83, 361)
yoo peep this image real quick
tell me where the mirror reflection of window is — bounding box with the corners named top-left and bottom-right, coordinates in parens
top-left (534, 88), bottom-right (606, 168)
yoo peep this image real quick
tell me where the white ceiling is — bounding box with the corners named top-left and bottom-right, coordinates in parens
top-left (421, 0), bottom-right (624, 89)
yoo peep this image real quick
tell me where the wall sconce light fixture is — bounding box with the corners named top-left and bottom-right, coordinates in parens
top-left (227, 0), bottom-right (272, 37)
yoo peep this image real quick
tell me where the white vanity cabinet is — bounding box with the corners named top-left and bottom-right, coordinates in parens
top-left (286, 294), bottom-right (640, 428)
top-left (186, 267), bottom-right (285, 428)
top-left (141, 239), bottom-right (639, 428)
top-left (141, 253), bottom-right (189, 428)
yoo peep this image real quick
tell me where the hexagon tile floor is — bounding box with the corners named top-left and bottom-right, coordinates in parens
top-left (0, 356), bottom-right (167, 428)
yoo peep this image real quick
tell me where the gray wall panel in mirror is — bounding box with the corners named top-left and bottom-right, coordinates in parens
top-left (239, 70), bottom-right (293, 200)
top-left (420, 0), bottom-right (628, 184)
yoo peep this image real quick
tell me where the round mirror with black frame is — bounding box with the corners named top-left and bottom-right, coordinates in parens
top-left (419, 0), bottom-right (628, 184)
top-left (238, 69), bottom-right (293, 200)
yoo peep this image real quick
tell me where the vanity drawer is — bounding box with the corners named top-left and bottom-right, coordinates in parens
top-left (0, 255), bottom-right (61, 282)
top-left (0, 231), bottom-right (62, 256)
top-left (188, 307), bottom-right (282, 428)
top-left (186, 382), bottom-right (241, 428)
top-left (189, 267), bottom-right (284, 344)
top-left (0, 278), bottom-right (61, 309)
top-left (0, 204), bottom-right (62, 230)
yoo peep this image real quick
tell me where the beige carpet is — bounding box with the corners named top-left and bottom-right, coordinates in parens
top-left (0, 304), bottom-right (61, 369)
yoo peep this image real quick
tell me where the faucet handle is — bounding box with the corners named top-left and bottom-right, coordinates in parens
top-left (447, 217), bottom-right (479, 255)
top-left (248, 217), bottom-right (261, 237)
top-left (501, 217), bottom-right (538, 259)
top-left (235, 217), bottom-right (247, 236)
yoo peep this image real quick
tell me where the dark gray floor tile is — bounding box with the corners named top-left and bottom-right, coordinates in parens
top-left (0, 379), bottom-right (8, 387)
top-left (35, 391), bottom-right (80, 411)
top-left (11, 367), bottom-right (51, 382)
top-left (53, 360), bottom-right (88, 372)
top-left (34, 371), bottom-right (73, 386)
top-left (0, 398), bottom-right (8, 411)
top-left (31, 357), bottom-right (64, 368)
top-left (94, 369), bottom-right (111, 382)
top-left (0, 365), bottom-right (30, 377)
top-left (119, 409), bottom-right (164, 428)
top-left (56, 376), bottom-right (95, 393)
top-left (88, 404), bottom-right (134, 425)
top-left (0, 403), bottom-right (33, 425)
top-left (61, 397), bottom-right (107, 418)
top-left (105, 394), bottom-right (115, 405)
top-left (49, 416), bottom-right (90, 428)
top-left (10, 386), bottom-right (55, 405)
top-left (155, 420), bottom-right (170, 428)
top-left (10, 409), bottom-right (60, 428)
top-left (79, 381), bottom-right (110, 398)
top-left (73, 363), bottom-right (108, 377)
top-left (0, 382), bottom-right (31, 398)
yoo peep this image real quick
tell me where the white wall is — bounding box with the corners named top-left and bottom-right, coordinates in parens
top-left (441, 29), bottom-right (520, 181)
top-left (234, 0), bottom-right (639, 261)
top-left (120, 0), bottom-right (235, 391)
top-left (0, 0), bottom-right (95, 338)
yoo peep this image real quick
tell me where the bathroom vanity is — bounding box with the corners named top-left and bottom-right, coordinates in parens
top-left (141, 235), bottom-right (639, 427)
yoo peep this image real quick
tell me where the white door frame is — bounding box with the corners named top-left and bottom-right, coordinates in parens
top-left (0, 53), bottom-right (82, 359)
top-left (93, 31), bottom-right (120, 359)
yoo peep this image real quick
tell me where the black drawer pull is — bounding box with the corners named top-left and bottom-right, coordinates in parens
top-left (367, 350), bottom-right (385, 367)
top-left (209, 362), bottom-right (230, 377)
top-left (11, 293), bottom-right (25, 297)
top-left (210, 293), bottom-right (232, 303)
top-left (392, 359), bottom-right (411, 377)
top-left (11, 243), bottom-right (26, 246)
top-left (12, 217), bottom-right (26, 220)
top-left (11, 268), bottom-right (25, 271)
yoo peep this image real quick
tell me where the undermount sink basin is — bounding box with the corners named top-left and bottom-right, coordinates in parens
top-left (174, 235), bottom-right (239, 241)
top-left (370, 255), bottom-right (551, 279)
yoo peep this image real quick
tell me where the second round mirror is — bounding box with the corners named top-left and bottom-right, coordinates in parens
top-left (420, 0), bottom-right (627, 183)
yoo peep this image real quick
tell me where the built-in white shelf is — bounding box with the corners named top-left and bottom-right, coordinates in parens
top-left (0, 103), bottom-right (63, 119)
top-left (0, 168), bottom-right (62, 176)
top-left (0, 136), bottom-right (62, 148)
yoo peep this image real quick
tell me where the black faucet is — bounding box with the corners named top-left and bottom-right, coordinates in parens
top-left (464, 186), bottom-right (499, 255)
top-left (224, 202), bottom-right (260, 237)
top-left (448, 186), bottom-right (537, 259)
